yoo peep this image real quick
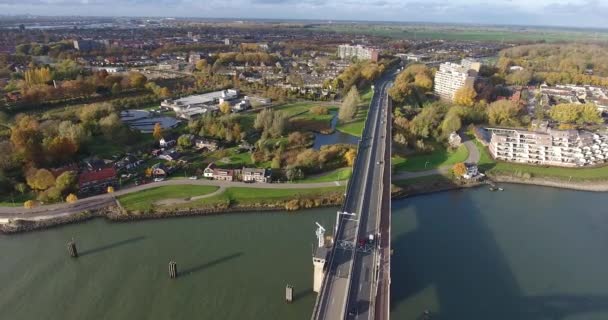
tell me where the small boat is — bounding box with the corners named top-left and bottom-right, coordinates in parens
top-left (498, 187), bottom-right (504, 191)
top-left (489, 187), bottom-right (498, 191)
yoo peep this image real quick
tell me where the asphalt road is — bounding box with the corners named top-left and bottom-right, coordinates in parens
top-left (312, 71), bottom-right (395, 320)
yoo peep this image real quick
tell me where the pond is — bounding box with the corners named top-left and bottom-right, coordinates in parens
top-left (312, 111), bottom-right (359, 150)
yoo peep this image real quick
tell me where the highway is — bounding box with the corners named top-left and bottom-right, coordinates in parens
top-left (311, 72), bottom-right (394, 320)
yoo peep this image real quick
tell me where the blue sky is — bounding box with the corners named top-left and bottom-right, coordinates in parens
top-left (1, 0), bottom-right (607, 28)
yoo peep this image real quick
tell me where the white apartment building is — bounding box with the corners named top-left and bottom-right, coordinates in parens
top-left (488, 127), bottom-right (608, 167)
top-left (337, 45), bottom-right (379, 62)
top-left (434, 60), bottom-right (478, 101)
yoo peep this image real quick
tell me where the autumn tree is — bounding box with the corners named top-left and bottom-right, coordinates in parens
top-left (310, 106), bottom-right (328, 115)
top-left (344, 149), bottom-right (357, 166)
top-left (440, 113), bottom-right (462, 136)
top-left (11, 115), bottom-right (43, 164)
top-left (66, 193), bottom-right (78, 203)
top-left (128, 72), bottom-right (147, 88)
top-left (453, 86), bottom-right (477, 107)
top-left (339, 86), bottom-right (360, 122)
top-left (152, 122), bottom-right (163, 140)
top-left (55, 171), bottom-right (78, 195)
top-left (177, 135), bottom-right (193, 149)
top-left (195, 59), bottom-right (208, 71)
top-left (452, 162), bottom-right (467, 177)
top-left (26, 168), bottom-right (55, 191)
top-left (24, 200), bottom-right (36, 209)
top-left (487, 100), bottom-right (521, 126)
top-left (548, 103), bottom-right (602, 125)
top-left (219, 101), bottom-right (232, 114)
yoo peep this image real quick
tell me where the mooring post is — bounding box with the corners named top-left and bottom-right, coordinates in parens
top-left (67, 240), bottom-right (78, 258)
top-left (169, 261), bottom-right (178, 279)
top-left (285, 284), bottom-right (293, 303)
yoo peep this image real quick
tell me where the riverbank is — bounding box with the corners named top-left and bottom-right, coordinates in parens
top-left (490, 174), bottom-right (608, 192)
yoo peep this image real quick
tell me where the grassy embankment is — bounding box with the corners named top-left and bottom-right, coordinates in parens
top-left (118, 185), bottom-right (219, 212)
top-left (297, 167), bottom-right (352, 183)
top-left (119, 185), bottom-right (345, 213)
top-left (392, 144), bottom-right (469, 172)
top-left (336, 87), bottom-right (374, 137)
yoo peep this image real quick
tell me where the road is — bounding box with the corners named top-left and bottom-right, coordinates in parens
top-left (0, 179), bottom-right (347, 220)
top-left (312, 71), bottom-right (394, 320)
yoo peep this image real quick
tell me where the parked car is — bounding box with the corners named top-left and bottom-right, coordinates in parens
top-left (154, 177), bottom-right (165, 182)
top-left (188, 176), bottom-right (198, 180)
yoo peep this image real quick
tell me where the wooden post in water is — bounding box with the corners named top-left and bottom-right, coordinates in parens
top-left (67, 240), bottom-right (78, 258)
top-left (169, 261), bottom-right (178, 279)
top-left (285, 284), bottom-right (293, 303)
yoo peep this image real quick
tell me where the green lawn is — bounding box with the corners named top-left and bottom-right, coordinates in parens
top-left (297, 167), bottom-right (352, 183)
top-left (393, 144), bottom-right (469, 172)
top-left (118, 185), bottom-right (219, 212)
top-left (488, 162), bottom-right (608, 181)
top-left (393, 174), bottom-right (452, 188)
top-left (177, 186), bottom-right (345, 207)
top-left (0, 192), bottom-right (35, 207)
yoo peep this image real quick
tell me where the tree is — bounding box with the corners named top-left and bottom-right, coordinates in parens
top-left (271, 156), bottom-right (281, 169)
top-left (24, 200), bottom-right (36, 209)
top-left (177, 135), bottom-right (193, 149)
top-left (269, 111), bottom-right (288, 138)
top-left (310, 106), bottom-right (328, 115)
top-left (219, 101), bottom-right (232, 114)
top-left (440, 113), bottom-right (462, 136)
top-left (339, 86), bottom-right (360, 122)
top-left (453, 86), bottom-right (477, 107)
top-left (409, 105), bottom-right (445, 139)
top-left (11, 115), bottom-right (43, 163)
top-left (195, 59), bottom-right (208, 71)
top-left (26, 168), bottom-right (55, 191)
top-left (128, 72), bottom-right (147, 88)
top-left (15, 183), bottom-right (28, 194)
top-left (506, 70), bottom-right (533, 86)
top-left (55, 171), bottom-right (78, 195)
top-left (453, 162), bottom-right (467, 177)
top-left (344, 149), bottom-right (357, 166)
top-left (487, 100), bottom-right (521, 126)
top-left (152, 122), bottom-right (163, 140)
top-left (66, 193), bottom-right (78, 203)
top-left (548, 103), bottom-right (602, 125)
top-left (414, 73), bottom-right (433, 91)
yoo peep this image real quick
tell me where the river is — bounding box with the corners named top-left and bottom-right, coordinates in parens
top-left (1, 185), bottom-right (608, 320)
top-left (313, 111), bottom-right (359, 150)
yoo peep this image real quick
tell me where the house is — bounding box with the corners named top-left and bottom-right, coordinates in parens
top-left (203, 163), bottom-right (216, 178)
top-left (462, 164), bottom-right (480, 180)
top-left (83, 158), bottom-right (109, 171)
top-left (158, 150), bottom-right (181, 161)
top-left (151, 163), bottom-right (173, 177)
top-left (242, 167), bottom-right (271, 183)
top-left (159, 138), bottom-right (176, 148)
top-left (78, 167), bottom-right (117, 194)
top-left (114, 155), bottom-right (143, 171)
top-left (195, 139), bottom-right (219, 151)
top-left (212, 168), bottom-right (235, 181)
top-left (238, 141), bottom-right (254, 152)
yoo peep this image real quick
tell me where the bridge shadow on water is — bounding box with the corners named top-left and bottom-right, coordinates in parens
top-left (180, 252), bottom-right (243, 277)
top-left (390, 186), bottom-right (608, 320)
top-left (79, 236), bottom-right (146, 257)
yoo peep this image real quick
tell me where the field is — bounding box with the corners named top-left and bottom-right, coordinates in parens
top-left (169, 186), bottom-right (345, 208)
top-left (118, 185), bottom-right (219, 211)
top-left (312, 24), bottom-right (608, 43)
top-left (297, 167), bottom-right (352, 183)
top-left (393, 144), bottom-right (469, 172)
top-left (488, 162), bottom-right (608, 181)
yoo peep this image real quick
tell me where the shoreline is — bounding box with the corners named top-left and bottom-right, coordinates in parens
top-left (3, 174), bottom-right (606, 234)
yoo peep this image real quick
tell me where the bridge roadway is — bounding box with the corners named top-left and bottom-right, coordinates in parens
top-left (311, 72), bottom-right (394, 320)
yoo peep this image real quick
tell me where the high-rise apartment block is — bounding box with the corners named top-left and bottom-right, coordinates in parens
top-left (338, 45), bottom-right (379, 62)
top-left (434, 58), bottom-right (480, 101)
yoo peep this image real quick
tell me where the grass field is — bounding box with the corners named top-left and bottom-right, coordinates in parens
top-left (297, 167), bottom-right (352, 183)
top-left (393, 174), bottom-right (453, 188)
top-left (488, 162), bottom-right (608, 181)
top-left (118, 185), bottom-right (219, 211)
top-left (0, 192), bottom-right (34, 207)
top-left (313, 24), bottom-right (608, 43)
top-left (393, 144), bottom-right (469, 172)
top-left (173, 186), bottom-right (345, 208)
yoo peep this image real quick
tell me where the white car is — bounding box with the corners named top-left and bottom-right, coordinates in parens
top-left (188, 176), bottom-right (198, 180)
top-left (154, 177), bottom-right (165, 182)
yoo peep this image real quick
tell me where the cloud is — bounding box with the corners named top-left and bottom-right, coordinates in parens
top-left (0, 0), bottom-right (607, 28)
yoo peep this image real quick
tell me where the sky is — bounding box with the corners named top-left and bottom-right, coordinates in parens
top-left (1, 0), bottom-right (607, 29)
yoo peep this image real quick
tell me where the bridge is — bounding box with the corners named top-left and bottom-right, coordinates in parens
top-left (311, 72), bottom-right (394, 320)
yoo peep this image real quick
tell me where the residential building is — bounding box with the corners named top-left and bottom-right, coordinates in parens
top-left (73, 39), bottom-right (108, 51)
top-left (212, 168), bottom-right (235, 182)
top-left (242, 168), bottom-right (271, 183)
top-left (159, 138), bottom-right (176, 148)
top-left (337, 44), bottom-right (379, 62)
top-left (434, 59), bottom-right (479, 101)
top-left (203, 163), bottom-right (216, 178)
top-left (488, 125), bottom-right (608, 167)
top-left (78, 167), bottom-right (117, 194)
top-left (195, 139), bottom-right (219, 151)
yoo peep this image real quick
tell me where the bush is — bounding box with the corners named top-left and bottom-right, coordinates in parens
top-left (24, 200), bottom-right (36, 209)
